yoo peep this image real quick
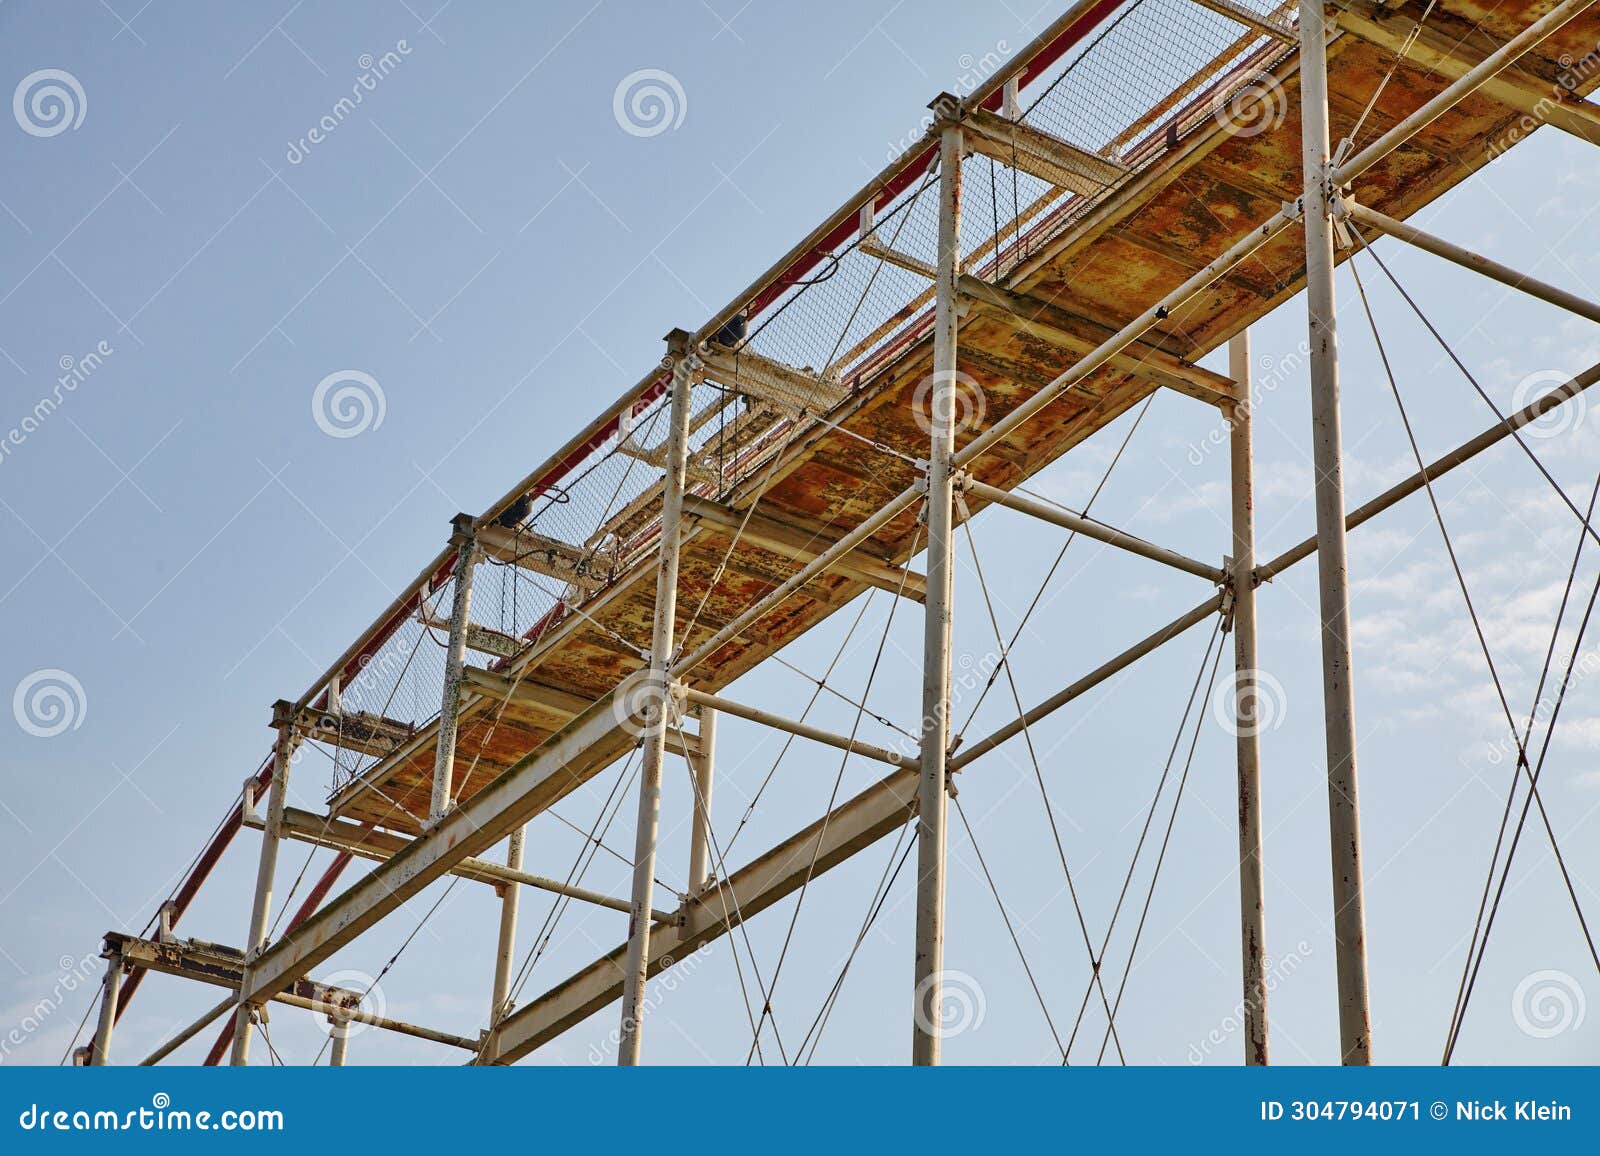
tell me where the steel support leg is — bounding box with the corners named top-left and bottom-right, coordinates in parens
top-left (230, 702), bottom-right (295, 1065)
top-left (1228, 331), bottom-right (1269, 1065)
top-left (617, 331), bottom-right (697, 1065)
top-left (88, 952), bottom-right (124, 1066)
top-left (483, 823), bottom-right (526, 1061)
top-left (686, 707), bottom-right (717, 894)
top-left (430, 513), bottom-right (479, 821)
top-left (328, 1014), bottom-right (351, 1066)
top-left (1300, 0), bottom-right (1373, 1065)
top-left (913, 120), bottom-right (962, 1067)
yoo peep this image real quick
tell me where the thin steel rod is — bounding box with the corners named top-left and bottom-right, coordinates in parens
top-left (430, 514), bottom-right (478, 820)
top-left (1343, 202), bottom-right (1600, 325)
top-left (140, 995), bottom-right (234, 1066)
top-left (680, 687), bottom-right (917, 769)
top-left (1333, 0), bottom-right (1597, 184)
top-left (966, 479), bottom-right (1224, 581)
top-left (1302, 0), bottom-right (1373, 1065)
top-left (1229, 332), bottom-right (1269, 1065)
top-left (275, 992), bottom-right (478, 1050)
top-left (1257, 359), bottom-right (1600, 582)
top-left (618, 335), bottom-right (696, 1065)
top-left (950, 594), bottom-right (1223, 771)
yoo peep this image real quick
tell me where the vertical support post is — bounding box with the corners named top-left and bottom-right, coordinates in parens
top-left (231, 701), bottom-right (295, 1065)
top-left (327, 1014), bottom-right (350, 1066)
top-left (430, 513), bottom-right (479, 821)
top-left (1228, 331), bottom-right (1269, 1066)
top-left (686, 706), bottom-right (717, 893)
top-left (913, 113), bottom-right (962, 1067)
top-left (88, 951), bottom-right (124, 1066)
top-left (1298, 0), bottom-right (1373, 1065)
top-left (483, 823), bottom-right (526, 1062)
top-left (617, 329), bottom-right (697, 1065)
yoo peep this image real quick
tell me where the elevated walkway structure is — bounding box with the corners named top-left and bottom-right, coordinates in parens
top-left (77, 0), bottom-right (1600, 1066)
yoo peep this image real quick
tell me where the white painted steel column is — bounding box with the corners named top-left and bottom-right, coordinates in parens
top-left (1228, 331), bottom-right (1268, 1065)
top-left (483, 823), bottom-right (526, 1061)
top-left (617, 332), bottom-right (697, 1065)
top-left (430, 513), bottom-right (479, 820)
top-left (686, 707), bottom-right (717, 893)
top-left (230, 702), bottom-right (295, 1065)
top-left (1299, 0), bottom-right (1373, 1064)
top-left (88, 952), bottom-right (124, 1066)
top-left (914, 116), bottom-right (963, 1067)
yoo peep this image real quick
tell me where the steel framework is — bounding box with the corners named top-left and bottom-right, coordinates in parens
top-left (74, 0), bottom-right (1600, 1066)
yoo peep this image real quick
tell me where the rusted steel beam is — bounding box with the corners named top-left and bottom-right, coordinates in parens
top-left (476, 522), bottom-right (611, 593)
top-left (1333, 0), bottom-right (1600, 147)
top-left (700, 343), bottom-right (848, 413)
top-left (681, 494), bottom-right (927, 602)
top-left (958, 275), bottom-right (1243, 409)
top-left (292, 705), bottom-right (414, 759)
top-left (679, 686), bottom-right (917, 769)
top-left (961, 103), bottom-right (1129, 196)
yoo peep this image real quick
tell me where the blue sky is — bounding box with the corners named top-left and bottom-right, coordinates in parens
top-left (1, 0), bottom-right (1598, 1066)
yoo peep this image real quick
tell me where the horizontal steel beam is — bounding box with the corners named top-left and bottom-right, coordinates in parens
top-left (964, 479), bottom-right (1224, 581)
top-left (700, 343), bottom-right (848, 413)
top-left (476, 523), bottom-right (611, 593)
top-left (1332, 0), bottom-right (1600, 148)
top-left (1334, 0), bottom-right (1598, 184)
top-left (1342, 200), bottom-right (1600, 324)
top-left (1188, 0), bottom-right (1295, 42)
top-left (292, 706), bottom-right (414, 759)
top-left (679, 686), bottom-right (918, 768)
top-left (961, 103), bottom-right (1129, 196)
top-left (681, 494), bottom-right (927, 603)
top-left (251, 806), bottom-right (675, 921)
top-left (959, 275), bottom-right (1242, 409)
top-left (240, 695), bottom-right (640, 1007)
